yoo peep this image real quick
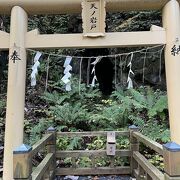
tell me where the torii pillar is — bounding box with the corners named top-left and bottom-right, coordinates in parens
top-left (3, 6), bottom-right (27, 180)
top-left (162, 0), bottom-right (180, 144)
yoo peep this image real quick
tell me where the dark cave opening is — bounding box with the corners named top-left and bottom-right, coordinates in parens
top-left (82, 48), bottom-right (114, 96)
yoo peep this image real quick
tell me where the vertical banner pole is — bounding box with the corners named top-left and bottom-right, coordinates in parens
top-left (3, 6), bottom-right (27, 180)
top-left (162, 0), bottom-right (180, 144)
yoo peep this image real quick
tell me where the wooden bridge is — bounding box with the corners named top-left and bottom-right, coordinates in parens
top-left (13, 126), bottom-right (180, 180)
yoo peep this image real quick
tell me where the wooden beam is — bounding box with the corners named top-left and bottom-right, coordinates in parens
top-left (56, 166), bottom-right (131, 176)
top-left (56, 150), bottom-right (131, 158)
top-left (132, 132), bottom-right (163, 155)
top-left (26, 30), bottom-right (166, 49)
top-left (0, 31), bottom-right (9, 50)
top-left (133, 151), bottom-right (164, 180)
top-left (31, 153), bottom-right (54, 180)
top-left (0, 0), bottom-right (172, 15)
top-left (57, 130), bottom-right (129, 137)
top-left (31, 133), bottom-right (53, 156)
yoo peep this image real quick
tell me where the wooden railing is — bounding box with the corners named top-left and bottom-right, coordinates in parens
top-left (13, 127), bottom-right (56, 180)
top-left (13, 126), bottom-right (180, 180)
top-left (56, 131), bottom-right (130, 176)
top-left (129, 126), bottom-right (164, 180)
top-left (132, 131), bottom-right (163, 155)
top-left (129, 126), bottom-right (180, 180)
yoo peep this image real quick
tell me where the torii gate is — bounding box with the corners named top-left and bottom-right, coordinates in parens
top-left (0, 0), bottom-right (180, 179)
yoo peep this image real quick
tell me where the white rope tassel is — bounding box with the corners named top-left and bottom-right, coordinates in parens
top-left (91, 56), bottom-right (102, 87)
top-left (31, 51), bottom-right (42, 86)
top-left (127, 53), bottom-right (134, 89)
top-left (61, 56), bottom-right (72, 91)
top-left (27, 45), bottom-right (165, 89)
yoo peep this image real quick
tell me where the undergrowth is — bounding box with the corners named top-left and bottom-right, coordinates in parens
top-left (25, 81), bottom-right (170, 146)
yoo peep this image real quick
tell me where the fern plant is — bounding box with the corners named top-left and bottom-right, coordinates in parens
top-left (148, 95), bottom-right (167, 120)
top-left (28, 84), bottom-right (169, 145)
top-left (41, 91), bottom-right (69, 105)
top-left (112, 87), bottom-right (168, 120)
top-left (129, 87), bottom-right (168, 119)
top-left (29, 119), bottom-right (53, 145)
top-left (56, 136), bottom-right (82, 150)
top-left (49, 102), bottom-right (90, 129)
top-left (89, 102), bottom-right (130, 130)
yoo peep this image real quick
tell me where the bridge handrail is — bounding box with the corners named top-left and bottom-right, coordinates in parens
top-left (57, 130), bottom-right (129, 137)
top-left (13, 128), bottom-right (56, 180)
top-left (56, 130), bottom-right (131, 176)
top-left (31, 153), bottom-right (54, 180)
top-left (13, 127), bottom-right (180, 180)
top-left (132, 131), bottom-right (163, 155)
top-left (31, 133), bottom-right (53, 156)
top-left (129, 126), bottom-right (165, 180)
top-left (133, 151), bottom-right (164, 180)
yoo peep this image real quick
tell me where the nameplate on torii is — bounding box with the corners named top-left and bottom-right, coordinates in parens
top-left (82, 0), bottom-right (106, 38)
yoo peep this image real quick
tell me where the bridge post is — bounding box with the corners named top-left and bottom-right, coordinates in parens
top-left (13, 144), bottom-right (32, 180)
top-left (129, 125), bottom-right (139, 177)
top-left (3, 6), bottom-right (28, 180)
top-left (162, 0), bottom-right (180, 145)
top-left (45, 127), bottom-right (56, 178)
top-left (163, 142), bottom-right (180, 180)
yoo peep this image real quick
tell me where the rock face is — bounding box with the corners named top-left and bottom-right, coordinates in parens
top-left (106, 11), bottom-right (166, 90)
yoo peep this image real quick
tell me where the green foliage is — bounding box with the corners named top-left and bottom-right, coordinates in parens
top-left (128, 116), bottom-right (170, 143)
top-left (37, 85), bottom-right (170, 144)
top-left (116, 137), bottom-right (129, 149)
top-left (24, 84), bottom-right (171, 170)
top-left (28, 15), bottom-right (69, 34)
top-left (87, 137), bottom-right (105, 150)
top-left (28, 119), bottom-right (53, 145)
top-left (67, 137), bottom-right (82, 150)
top-left (77, 157), bottom-right (92, 168)
top-left (0, 98), bottom-right (5, 143)
top-left (114, 87), bottom-right (169, 143)
top-left (0, 99), bottom-right (5, 115)
top-left (148, 155), bottom-right (164, 171)
top-left (41, 79), bottom-right (101, 106)
top-left (56, 137), bottom-right (82, 150)
top-left (41, 91), bottom-right (68, 105)
top-left (148, 95), bottom-right (168, 119)
top-left (144, 151), bottom-right (164, 172)
top-left (89, 104), bottom-right (125, 130)
top-left (56, 137), bottom-right (69, 150)
top-left (141, 121), bottom-right (170, 143)
top-left (49, 103), bottom-right (90, 126)
top-left (26, 83), bottom-right (170, 168)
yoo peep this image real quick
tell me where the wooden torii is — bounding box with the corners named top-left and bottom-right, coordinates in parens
top-left (0, 0), bottom-right (180, 179)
